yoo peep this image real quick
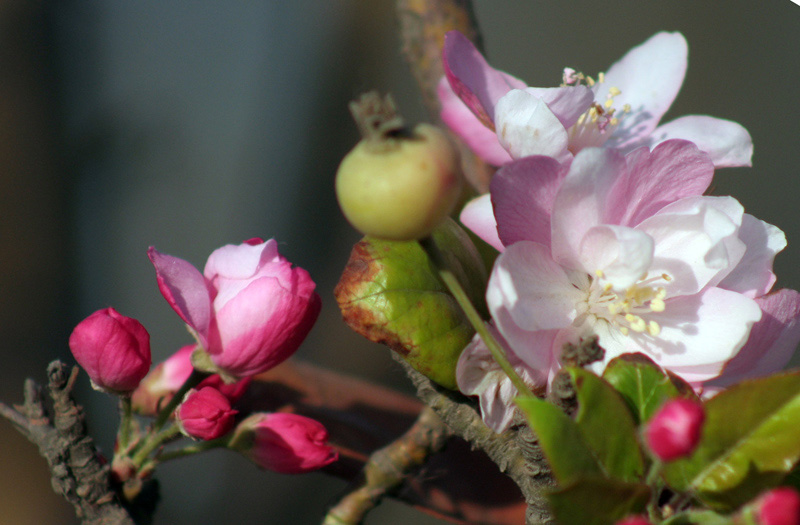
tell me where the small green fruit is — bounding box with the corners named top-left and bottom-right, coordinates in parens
top-left (336, 94), bottom-right (462, 241)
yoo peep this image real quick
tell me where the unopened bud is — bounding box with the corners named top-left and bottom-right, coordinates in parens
top-left (644, 398), bottom-right (705, 461)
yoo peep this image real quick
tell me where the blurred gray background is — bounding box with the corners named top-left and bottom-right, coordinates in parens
top-left (1, 1), bottom-right (798, 524)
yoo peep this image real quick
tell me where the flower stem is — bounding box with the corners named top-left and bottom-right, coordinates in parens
top-left (130, 424), bottom-right (182, 468)
top-left (151, 368), bottom-right (210, 433)
top-left (117, 395), bottom-right (133, 451)
top-left (418, 236), bottom-right (534, 398)
top-left (155, 435), bottom-right (230, 463)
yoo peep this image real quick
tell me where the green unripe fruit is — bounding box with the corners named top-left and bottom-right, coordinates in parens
top-left (336, 93), bottom-right (463, 241)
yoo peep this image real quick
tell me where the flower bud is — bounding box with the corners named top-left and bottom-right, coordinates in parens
top-left (757, 487), bottom-right (800, 525)
top-left (149, 239), bottom-right (321, 379)
top-left (615, 517), bottom-right (651, 525)
top-left (68, 307), bottom-right (151, 393)
top-left (132, 345), bottom-right (251, 416)
top-left (644, 398), bottom-right (705, 461)
top-left (335, 92), bottom-right (462, 241)
top-left (228, 413), bottom-right (337, 474)
top-left (175, 387), bottom-right (238, 441)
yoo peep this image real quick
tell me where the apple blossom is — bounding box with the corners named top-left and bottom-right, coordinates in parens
top-left (644, 399), bottom-right (705, 461)
top-left (474, 141), bottom-right (776, 388)
top-left (132, 345), bottom-right (251, 416)
top-left (175, 387), bottom-right (238, 441)
top-left (228, 413), bottom-right (338, 474)
top-left (148, 239), bottom-right (321, 379)
top-left (440, 30), bottom-right (752, 168)
top-left (68, 307), bottom-right (152, 393)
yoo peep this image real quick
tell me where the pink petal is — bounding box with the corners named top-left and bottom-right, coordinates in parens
top-left (442, 30), bottom-right (526, 127)
top-left (649, 115), bottom-right (753, 168)
top-left (148, 247), bottom-right (212, 345)
top-left (550, 148), bottom-right (627, 270)
top-left (438, 78), bottom-right (512, 166)
top-left (522, 86), bottom-right (594, 130)
top-left (459, 194), bottom-right (504, 252)
top-left (204, 239), bottom-right (279, 281)
top-left (487, 241), bottom-right (581, 332)
top-left (706, 289), bottom-right (800, 389)
top-left (494, 90), bottom-right (571, 160)
top-left (490, 155), bottom-right (567, 248)
top-left (578, 225), bottom-right (654, 291)
top-left (600, 32), bottom-right (688, 149)
top-left (609, 140), bottom-right (715, 228)
top-left (718, 214), bottom-right (786, 298)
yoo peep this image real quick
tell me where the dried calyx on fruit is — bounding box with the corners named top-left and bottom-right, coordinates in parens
top-left (335, 92), bottom-right (463, 241)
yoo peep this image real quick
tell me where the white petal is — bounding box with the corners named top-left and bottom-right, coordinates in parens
top-left (487, 242), bottom-right (581, 332)
top-left (635, 196), bottom-right (745, 297)
top-left (718, 214), bottom-right (786, 298)
top-left (494, 89), bottom-right (571, 160)
top-left (521, 86), bottom-right (594, 129)
top-left (579, 225), bottom-right (654, 291)
top-left (649, 115), bottom-right (753, 168)
top-left (459, 194), bottom-right (504, 252)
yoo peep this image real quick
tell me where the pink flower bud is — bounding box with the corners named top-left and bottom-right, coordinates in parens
top-left (132, 345), bottom-right (251, 415)
top-left (615, 517), bottom-right (651, 525)
top-left (149, 239), bottom-right (321, 378)
top-left (175, 387), bottom-right (238, 441)
top-left (229, 413), bottom-right (337, 474)
top-left (68, 307), bottom-right (151, 393)
top-left (757, 487), bottom-right (800, 525)
top-left (645, 398), bottom-right (705, 461)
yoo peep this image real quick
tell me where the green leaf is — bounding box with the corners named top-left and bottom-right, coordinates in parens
top-left (516, 396), bottom-right (602, 485)
top-left (662, 510), bottom-right (733, 525)
top-left (546, 475), bottom-right (650, 525)
top-left (334, 217), bottom-right (487, 389)
top-left (602, 353), bottom-right (697, 425)
top-left (568, 368), bottom-right (645, 482)
top-left (664, 371), bottom-right (800, 509)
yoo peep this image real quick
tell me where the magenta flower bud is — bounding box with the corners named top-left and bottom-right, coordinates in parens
top-left (149, 239), bottom-right (321, 378)
top-left (175, 387), bottom-right (238, 441)
top-left (757, 487), bottom-right (800, 525)
top-left (132, 345), bottom-right (251, 415)
top-left (229, 413), bottom-right (338, 474)
top-left (615, 517), bottom-right (652, 525)
top-left (645, 398), bottom-right (705, 461)
top-left (68, 307), bottom-right (151, 393)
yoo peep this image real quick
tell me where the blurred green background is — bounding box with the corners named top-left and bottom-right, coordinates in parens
top-left (1, 1), bottom-right (798, 523)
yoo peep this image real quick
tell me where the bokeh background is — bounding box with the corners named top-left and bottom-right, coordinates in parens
top-left (1, 1), bottom-right (798, 523)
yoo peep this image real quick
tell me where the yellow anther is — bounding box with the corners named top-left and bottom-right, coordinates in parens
top-left (608, 303), bottom-right (620, 315)
top-left (648, 320), bottom-right (661, 336)
top-left (595, 269), bottom-right (605, 278)
top-left (622, 104), bottom-right (631, 113)
top-left (587, 76), bottom-right (596, 86)
top-left (608, 86), bottom-right (621, 97)
top-left (630, 317), bottom-right (647, 333)
top-left (610, 117), bottom-right (619, 126)
top-left (620, 326), bottom-right (629, 336)
top-left (604, 99), bottom-right (614, 109)
top-left (598, 72), bottom-right (605, 83)
top-left (650, 298), bottom-right (666, 312)
top-left (603, 282), bottom-right (613, 292)
top-left (662, 273), bottom-right (672, 282)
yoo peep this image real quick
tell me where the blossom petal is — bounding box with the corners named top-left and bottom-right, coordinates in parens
top-left (491, 155), bottom-right (566, 248)
top-left (520, 86), bottom-right (594, 130)
top-left (718, 214), bottom-right (786, 298)
top-left (459, 194), bottom-right (503, 252)
top-left (204, 239), bottom-right (278, 280)
top-left (599, 32), bottom-right (688, 149)
top-left (551, 148), bottom-right (627, 270)
top-left (488, 241), bottom-right (581, 332)
top-left (494, 89), bottom-right (571, 160)
top-left (442, 30), bottom-right (526, 126)
top-left (579, 225), bottom-right (654, 291)
top-left (649, 115), bottom-right (753, 168)
top-left (635, 196), bottom-right (746, 297)
top-left (148, 247), bottom-right (212, 345)
top-left (592, 287), bottom-right (761, 383)
top-left (705, 289), bottom-right (800, 389)
top-left (438, 77), bottom-right (512, 166)
top-left (610, 140), bottom-right (714, 227)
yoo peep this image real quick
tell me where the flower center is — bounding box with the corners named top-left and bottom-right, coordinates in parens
top-left (561, 68), bottom-right (630, 153)
top-left (573, 270), bottom-right (670, 337)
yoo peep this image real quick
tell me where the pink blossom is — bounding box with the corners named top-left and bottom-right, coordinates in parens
top-left (176, 387), bottom-right (238, 441)
top-left (645, 399), bottom-right (705, 461)
top-left (756, 487), bottom-right (800, 525)
top-left (132, 345), bottom-right (251, 415)
top-left (229, 413), bottom-right (338, 474)
top-left (472, 142), bottom-right (776, 389)
top-left (148, 239), bottom-right (321, 378)
top-left (440, 30), bottom-right (752, 168)
top-left (68, 307), bottom-right (151, 393)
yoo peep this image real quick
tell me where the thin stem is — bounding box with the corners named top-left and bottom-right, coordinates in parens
top-left (117, 395), bottom-right (133, 450)
top-left (130, 424), bottom-right (182, 468)
top-left (151, 368), bottom-right (210, 433)
top-left (154, 435), bottom-right (230, 463)
top-left (418, 236), bottom-right (535, 398)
